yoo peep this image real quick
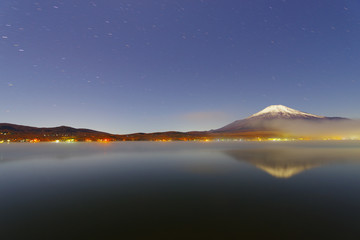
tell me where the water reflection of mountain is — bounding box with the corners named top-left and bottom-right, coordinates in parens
top-left (225, 147), bottom-right (360, 178)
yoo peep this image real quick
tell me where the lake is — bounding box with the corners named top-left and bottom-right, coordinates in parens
top-left (1, 142), bottom-right (360, 239)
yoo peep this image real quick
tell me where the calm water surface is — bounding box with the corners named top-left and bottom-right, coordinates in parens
top-left (1, 142), bottom-right (360, 239)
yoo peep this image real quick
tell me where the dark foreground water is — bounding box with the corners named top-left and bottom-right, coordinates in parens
top-left (1, 141), bottom-right (360, 239)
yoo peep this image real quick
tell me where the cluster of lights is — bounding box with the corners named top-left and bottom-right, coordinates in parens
top-left (0, 135), bottom-right (359, 143)
top-left (53, 139), bottom-right (76, 143)
top-left (97, 139), bottom-right (111, 143)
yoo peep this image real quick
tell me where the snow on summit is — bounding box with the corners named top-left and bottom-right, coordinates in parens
top-left (249, 105), bottom-right (325, 119)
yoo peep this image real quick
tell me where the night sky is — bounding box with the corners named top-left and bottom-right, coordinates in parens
top-left (1, 0), bottom-right (360, 134)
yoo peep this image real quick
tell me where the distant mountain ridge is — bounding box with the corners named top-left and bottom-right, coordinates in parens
top-left (0, 123), bottom-right (107, 133)
top-left (0, 105), bottom-right (353, 141)
top-left (0, 123), bottom-right (113, 141)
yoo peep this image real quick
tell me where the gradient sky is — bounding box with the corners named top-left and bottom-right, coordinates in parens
top-left (1, 0), bottom-right (360, 134)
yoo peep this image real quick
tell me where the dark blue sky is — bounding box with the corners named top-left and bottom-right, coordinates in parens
top-left (1, 0), bottom-right (359, 133)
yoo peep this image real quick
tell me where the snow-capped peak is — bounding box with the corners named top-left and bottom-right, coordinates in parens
top-left (249, 105), bottom-right (324, 119)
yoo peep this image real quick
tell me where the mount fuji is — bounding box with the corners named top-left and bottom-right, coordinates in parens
top-left (214, 105), bottom-right (347, 132)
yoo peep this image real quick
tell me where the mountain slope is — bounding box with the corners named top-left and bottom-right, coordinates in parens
top-left (215, 105), bottom-right (348, 132)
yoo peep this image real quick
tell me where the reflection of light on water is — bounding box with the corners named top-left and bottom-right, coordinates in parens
top-left (225, 147), bottom-right (360, 179)
top-left (254, 164), bottom-right (315, 178)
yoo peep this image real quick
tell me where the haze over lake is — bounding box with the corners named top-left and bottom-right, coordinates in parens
top-left (1, 142), bottom-right (360, 239)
